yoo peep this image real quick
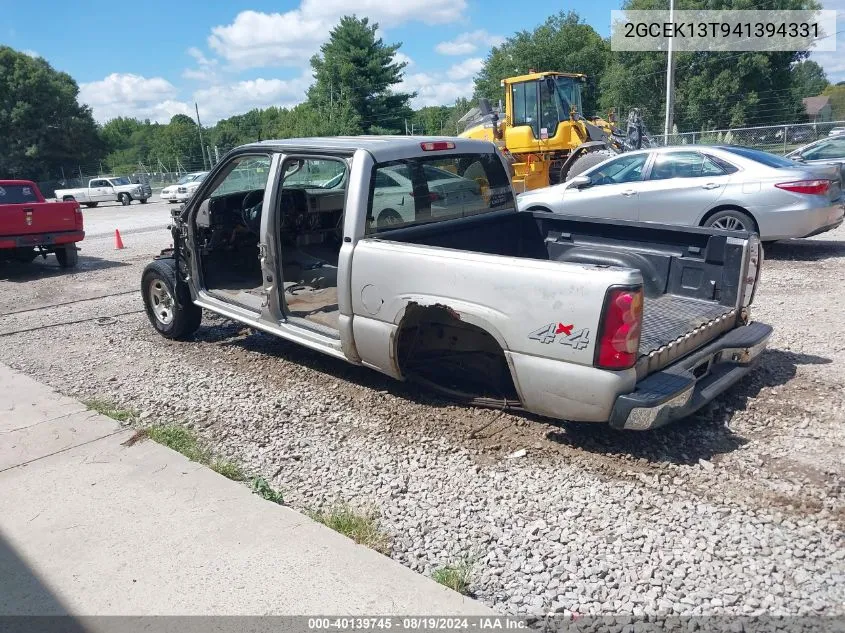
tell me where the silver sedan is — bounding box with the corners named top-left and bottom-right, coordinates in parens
top-left (517, 146), bottom-right (844, 241)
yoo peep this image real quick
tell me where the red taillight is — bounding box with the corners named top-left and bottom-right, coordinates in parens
top-left (74, 204), bottom-right (84, 230)
top-left (420, 141), bottom-right (455, 151)
top-left (774, 179), bottom-right (830, 196)
top-left (596, 287), bottom-right (644, 370)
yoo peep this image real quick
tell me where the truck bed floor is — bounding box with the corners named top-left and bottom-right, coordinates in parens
top-left (639, 295), bottom-right (736, 359)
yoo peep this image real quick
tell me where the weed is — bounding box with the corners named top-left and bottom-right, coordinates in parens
top-left (432, 558), bottom-right (474, 595)
top-left (83, 398), bottom-right (135, 423)
top-left (144, 425), bottom-right (244, 481)
top-left (250, 476), bottom-right (284, 504)
top-left (310, 505), bottom-right (390, 553)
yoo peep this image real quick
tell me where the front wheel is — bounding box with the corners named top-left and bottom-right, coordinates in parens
top-left (141, 258), bottom-right (202, 340)
top-left (119, 193), bottom-right (131, 206)
top-left (703, 209), bottom-right (756, 233)
top-left (377, 208), bottom-right (403, 228)
top-left (562, 149), bottom-right (616, 182)
top-left (85, 202), bottom-right (98, 208)
top-left (140, 198), bottom-right (148, 204)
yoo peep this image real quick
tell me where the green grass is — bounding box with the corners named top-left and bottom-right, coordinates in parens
top-left (251, 476), bottom-right (284, 505)
top-left (310, 505), bottom-right (390, 554)
top-left (144, 425), bottom-right (245, 481)
top-left (431, 559), bottom-right (474, 595)
top-left (83, 398), bottom-right (136, 423)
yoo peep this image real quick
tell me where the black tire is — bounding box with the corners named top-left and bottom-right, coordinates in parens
top-left (141, 258), bottom-right (202, 340)
top-left (377, 208), bottom-right (403, 228)
top-left (85, 202), bottom-right (98, 208)
top-left (55, 244), bottom-right (79, 268)
top-left (563, 149), bottom-right (616, 182)
top-left (140, 198), bottom-right (148, 204)
top-left (119, 193), bottom-right (131, 206)
top-left (63, 196), bottom-right (76, 202)
top-left (703, 209), bottom-right (757, 233)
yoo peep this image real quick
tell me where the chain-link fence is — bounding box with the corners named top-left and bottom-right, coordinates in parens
top-left (652, 120), bottom-right (845, 155)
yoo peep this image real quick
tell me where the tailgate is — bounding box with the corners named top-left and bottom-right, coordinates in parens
top-left (0, 202), bottom-right (78, 236)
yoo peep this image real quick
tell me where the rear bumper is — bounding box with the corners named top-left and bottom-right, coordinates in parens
top-left (0, 230), bottom-right (85, 250)
top-left (608, 321), bottom-right (773, 430)
top-left (757, 202), bottom-right (844, 240)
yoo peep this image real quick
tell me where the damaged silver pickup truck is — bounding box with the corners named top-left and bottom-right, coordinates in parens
top-left (141, 136), bottom-right (771, 430)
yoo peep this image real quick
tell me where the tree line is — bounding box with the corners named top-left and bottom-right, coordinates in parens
top-left (2, 0), bottom-right (843, 182)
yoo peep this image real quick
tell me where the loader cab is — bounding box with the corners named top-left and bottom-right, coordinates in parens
top-left (504, 72), bottom-right (586, 154)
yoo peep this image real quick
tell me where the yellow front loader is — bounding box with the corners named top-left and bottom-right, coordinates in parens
top-left (459, 71), bottom-right (644, 193)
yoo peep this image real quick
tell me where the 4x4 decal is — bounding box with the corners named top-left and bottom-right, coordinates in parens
top-left (528, 323), bottom-right (591, 350)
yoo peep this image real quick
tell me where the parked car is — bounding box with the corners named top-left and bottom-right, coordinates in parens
top-left (785, 136), bottom-right (845, 186)
top-left (159, 172), bottom-right (209, 203)
top-left (55, 177), bottom-right (150, 207)
top-left (140, 136), bottom-right (770, 431)
top-left (828, 127), bottom-right (845, 137)
top-left (0, 180), bottom-right (83, 267)
top-left (517, 145), bottom-right (844, 241)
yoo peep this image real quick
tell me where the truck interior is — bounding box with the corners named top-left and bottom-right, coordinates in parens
top-left (194, 155), bottom-right (350, 333)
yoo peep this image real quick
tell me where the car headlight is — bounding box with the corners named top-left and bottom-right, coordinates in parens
top-left (177, 187), bottom-right (186, 193)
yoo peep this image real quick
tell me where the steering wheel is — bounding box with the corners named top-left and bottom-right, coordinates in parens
top-left (240, 189), bottom-right (264, 233)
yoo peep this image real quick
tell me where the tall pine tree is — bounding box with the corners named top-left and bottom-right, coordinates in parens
top-left (308, 16), bottom-right (414, 134)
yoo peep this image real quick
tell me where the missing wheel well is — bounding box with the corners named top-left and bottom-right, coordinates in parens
top-left (396, 303), bottom-right (521, 408)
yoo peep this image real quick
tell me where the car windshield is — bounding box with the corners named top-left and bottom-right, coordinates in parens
top-left (284, 159), bottom-right (346, 189)
top-left (110, 177), bottom-right (131, 185)
top-left (366, 152), bottom-right (513, 234)
top-left (718, 146), bottom-right (796, 168)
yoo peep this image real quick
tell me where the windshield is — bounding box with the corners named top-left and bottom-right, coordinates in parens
top-left (553, 76), bottom-right (582, 117)
top-left (284, 159), bottom-right (346, 189)
top-left (366, 152), bottom-right (513, 234)
top-left (110, 177), bottom-right (131, 186)
top-left (718, 146), bottom-right (796, 168)
top-left (176, 175), bottom-right (193, 185)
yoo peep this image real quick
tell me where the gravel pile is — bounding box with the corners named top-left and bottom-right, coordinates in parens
top-left (1, 223), bottom-right (843, 617)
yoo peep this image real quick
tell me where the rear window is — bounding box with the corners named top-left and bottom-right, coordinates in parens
top-left (718, 146), bottom-right (796, 168)
top-left (366, 153), bottom-right (513, 234)
top-left (0, 184), bottom-right (39, 204)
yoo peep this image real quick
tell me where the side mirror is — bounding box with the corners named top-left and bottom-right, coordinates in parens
top-left (569, 175), bottom-right (592, 189)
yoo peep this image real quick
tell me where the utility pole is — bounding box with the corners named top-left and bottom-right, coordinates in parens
top-left (663, 0), bottom-right (676, 144)
top-left (195, 102), bottom-right (209, 170)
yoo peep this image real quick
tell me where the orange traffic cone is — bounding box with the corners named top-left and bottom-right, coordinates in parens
top-left (114, 229), bottom-right (125, 250)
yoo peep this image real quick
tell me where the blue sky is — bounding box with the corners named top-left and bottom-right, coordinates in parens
top-left (3, 0), bottom-right (843, 125)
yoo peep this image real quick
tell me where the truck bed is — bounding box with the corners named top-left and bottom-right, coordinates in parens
top-left (377, 210), bottom-right (751, 376)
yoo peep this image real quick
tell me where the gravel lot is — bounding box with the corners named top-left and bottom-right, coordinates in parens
top-left (1, 204), bottom-right (843, 617)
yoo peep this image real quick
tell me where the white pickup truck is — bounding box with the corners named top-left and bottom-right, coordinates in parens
top-left (140, 136), bottom-right (771, 430)
top-left (56, 177), bottom-right (150, 207)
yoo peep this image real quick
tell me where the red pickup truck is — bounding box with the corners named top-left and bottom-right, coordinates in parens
top-left (0, 180), bottom-right (84, 268)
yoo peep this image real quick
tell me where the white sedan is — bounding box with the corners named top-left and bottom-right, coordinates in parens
top-left (517, 145), bottom-right (844, 241)
top-left (159, 172), bottom-right (208, 203)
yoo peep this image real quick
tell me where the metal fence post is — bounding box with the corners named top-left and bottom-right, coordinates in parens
top-left (783, 125), bottom-right (788, 154)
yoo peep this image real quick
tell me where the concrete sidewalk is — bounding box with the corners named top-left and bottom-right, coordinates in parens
top-left (0, 363), bottom-right (492, 616)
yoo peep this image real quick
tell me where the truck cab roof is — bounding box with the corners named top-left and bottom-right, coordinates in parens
top-left (241, 136), bottom-right (500, 164)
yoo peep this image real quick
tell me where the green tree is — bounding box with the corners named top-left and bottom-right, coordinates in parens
top-left (790, 60), bottom-right (829, 100)
top-left (822, 84), bottom-right (845, 120)
top-left (473, 12), bottom-right (610, 117)
top-left (0, 46), bottom-right (103, 179)
top-left (308, 16), bottom-right (413, 134)
top-left (600, 0), bottom-right (820, 132)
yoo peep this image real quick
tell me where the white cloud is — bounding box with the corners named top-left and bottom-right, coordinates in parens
top-left (811, 7), bottom-right (845, 82)
top-left (79, 73), bottom-right (192, 123)
top-left (393, 52), bottom-right (414, 68)
top-left (400, 72), bottom-right (473, 108)
top-left (435, 30), bottom-right (505, 56)
top-left (194, 73), bottom-right (312, 122)
top-left (447, 57), bottom-right (483, 80)
top-left (22, 49), bottom-right (39, 58)
top-left (183, 47), bottom-right (220, 82)
top-left (209, 0), bottom-right (467, 70)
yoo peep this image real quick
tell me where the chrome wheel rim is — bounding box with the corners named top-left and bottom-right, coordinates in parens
top-left (148, 279), bottom-right (175, 325)
top-left (379, 211), bottom-right (401, 227)
top-left (711, 216), bottom-right (747, 231)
